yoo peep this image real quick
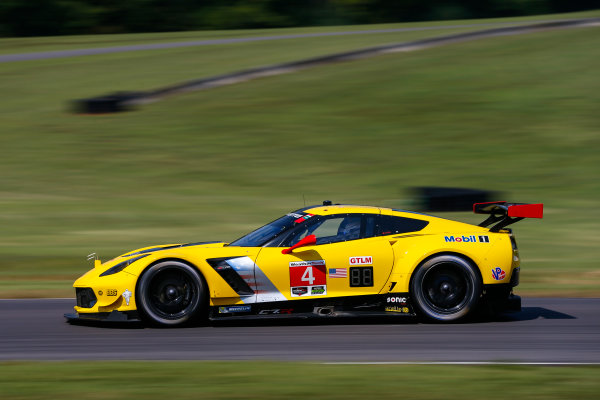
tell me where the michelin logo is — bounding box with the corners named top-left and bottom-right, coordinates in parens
top-left (219, 305), bottom-right (251, 313)
top-left (445, 235), bottom-right (489, 243)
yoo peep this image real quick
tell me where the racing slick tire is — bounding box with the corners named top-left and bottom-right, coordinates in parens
top-left (136, 261), bottom-right (207, 327)
top-left (410, 254), bottom-right (482, 322)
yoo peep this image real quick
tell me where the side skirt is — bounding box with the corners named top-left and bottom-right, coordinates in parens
top-left (209, 294), bottom-right (416, 320)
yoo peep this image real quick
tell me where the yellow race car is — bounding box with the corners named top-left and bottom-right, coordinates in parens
top-left (66, 201), bottom-right (543, 325)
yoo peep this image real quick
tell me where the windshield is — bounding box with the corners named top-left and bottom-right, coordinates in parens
top-left (228, 212), bottom-right (312, 247)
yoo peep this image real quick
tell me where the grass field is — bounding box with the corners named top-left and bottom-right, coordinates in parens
top-left (1, 362), bottom-right (599, 400)
top-left (0, 11), bottom-right (599, 298)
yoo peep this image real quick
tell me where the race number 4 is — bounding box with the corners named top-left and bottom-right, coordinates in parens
top-left (289, 261), bottom-right (326, 287)
top-left (302, 267), bottom-right (315, 285)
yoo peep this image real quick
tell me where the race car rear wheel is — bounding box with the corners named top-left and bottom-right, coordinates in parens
top-left (410, 255), bottom-right (481, 322)
top-left (136, 261), bottom-right (207, 326)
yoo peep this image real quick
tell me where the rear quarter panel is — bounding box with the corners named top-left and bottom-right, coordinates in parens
top-left (386, 228), bottom-right (514, 293)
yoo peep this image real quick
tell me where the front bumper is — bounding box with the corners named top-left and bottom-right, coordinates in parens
top-left (72, 270), bottom-right (139, 314)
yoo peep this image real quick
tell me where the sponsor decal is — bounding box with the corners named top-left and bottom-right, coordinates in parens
top-left (328, 268), bottom-right (347, 278)
top-left (219, 305), bottom-right (252, 313)
top-left (107, 289), bottom-right (117, 296)
top-left (385, 306), bottom-right (410, 313)
top-left (444, 235), bottom-right (489, 243)
top-left (349, 256), bottom-right (372, 265)
top-left (287, 213), bottom-right (303, 219)
top-left (122, 289), bottom-right (132, 306)
top-left (290, 260), bottom-right (327, 297)
top-left (291, 285), bottom-right (328, 297)
top-left (291, 286), bottom-right (308, 296)
top-left (259, 309), bottom-right (293, 315)
top-left (98, 290), bottom-right (103, 296)
top-left (311, 285), bottom-right (326, 295)
top-left (492, 267), bottom-right (506, 281)
top-left (290, 260), bottom-right (326, 267)
top-left (386, 296), bottom-right (407, 304)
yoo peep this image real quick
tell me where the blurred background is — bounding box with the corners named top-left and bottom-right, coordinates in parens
top-left (0, 0), bottom-right (597, 35)
top-left (0, 0), bottom-right (598, 300)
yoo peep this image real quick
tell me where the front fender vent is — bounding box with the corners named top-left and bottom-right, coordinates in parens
top-left (207, 257), bottom-right (255, 296)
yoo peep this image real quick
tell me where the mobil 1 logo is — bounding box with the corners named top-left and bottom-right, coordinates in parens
top-left (444, 235), bottom-right (490, 243)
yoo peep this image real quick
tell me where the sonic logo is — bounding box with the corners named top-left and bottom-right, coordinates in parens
top-left (386, 296), bottom-right (407, 304)
top-left (492, 267), bottom-right (506, 281)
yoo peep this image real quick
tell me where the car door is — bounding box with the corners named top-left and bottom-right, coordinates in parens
top-left (254, 213), bottom-right (395, 302)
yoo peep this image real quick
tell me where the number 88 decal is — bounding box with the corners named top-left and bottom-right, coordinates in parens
top-left (350, 267), bottom-right (373, 287)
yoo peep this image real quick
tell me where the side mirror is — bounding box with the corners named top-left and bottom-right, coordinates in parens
top-left (281, 234), bottom-right (317, 254)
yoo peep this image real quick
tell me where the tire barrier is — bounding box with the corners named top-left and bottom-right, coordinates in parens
top-left (73, 92), bottom-right (144, 114)
top-left (412, 187), bottom-right (500, 212)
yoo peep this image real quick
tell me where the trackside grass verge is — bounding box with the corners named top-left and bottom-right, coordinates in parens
top-left (1, 362), bottom-right (599, 400)
top-left (0, 12), bottom-right (599, 298)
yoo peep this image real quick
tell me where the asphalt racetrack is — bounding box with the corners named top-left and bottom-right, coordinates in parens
top-left (0, 298), bottom-right (598, 362)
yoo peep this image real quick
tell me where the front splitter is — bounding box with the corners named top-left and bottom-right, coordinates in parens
top-left (65, 310), bottom-right (140, 323)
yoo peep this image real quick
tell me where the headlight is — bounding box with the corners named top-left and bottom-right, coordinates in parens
top-left (99, 254), bottom-right (149, 277)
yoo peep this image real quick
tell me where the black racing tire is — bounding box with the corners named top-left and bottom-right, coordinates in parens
top-left (410, 255), bottom-right (482, 322)
top-left (136, 261), bottom-right (207, 327)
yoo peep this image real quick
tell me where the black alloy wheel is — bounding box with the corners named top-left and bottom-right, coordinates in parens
top-left (136, 261), bottom-right (206, 326)
top-left (410, 255), bottom-right (481, 322)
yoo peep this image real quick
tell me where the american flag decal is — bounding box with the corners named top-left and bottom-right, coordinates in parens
top-left (329, 268), bottom-right (347, 278)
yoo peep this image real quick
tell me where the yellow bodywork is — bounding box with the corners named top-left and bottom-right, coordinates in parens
top-left (73, 205), bottom-right (518, 315)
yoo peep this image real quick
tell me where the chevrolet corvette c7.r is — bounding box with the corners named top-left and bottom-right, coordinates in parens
top-left (66, 201), bottom-right (543, 325)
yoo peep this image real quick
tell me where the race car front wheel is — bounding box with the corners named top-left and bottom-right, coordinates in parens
top-left (410, 255), bottom-right (481, 322)
top-left (136, 261), bottom-right (207, 326)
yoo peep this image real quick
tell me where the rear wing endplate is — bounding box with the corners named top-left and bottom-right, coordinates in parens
top-left (474, 201), bottom-right (543, 232)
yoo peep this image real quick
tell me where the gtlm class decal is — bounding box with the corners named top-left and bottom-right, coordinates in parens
top-left (349, 256), bottom-right (372, 265)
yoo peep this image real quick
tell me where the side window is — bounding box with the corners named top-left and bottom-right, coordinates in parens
top-left (281, 215), bottom-right (363, 246)
top-left (324, 216), bottom-right (361, 243)
top-left (364, 215), bottom-right (377, 238)
top-left (377, 215), bottom-right (428, 236)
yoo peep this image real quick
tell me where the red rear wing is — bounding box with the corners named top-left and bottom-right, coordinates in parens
top-left (474, 201), bottom-right (543, 231)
